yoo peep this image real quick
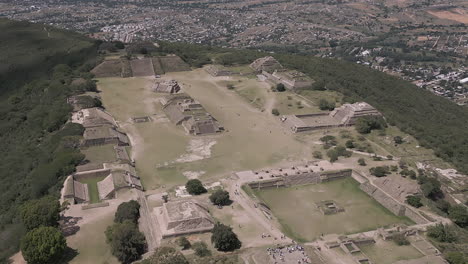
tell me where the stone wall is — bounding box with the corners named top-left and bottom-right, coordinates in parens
top-left (248, 178), bottom-right (285, 189)
top-left (320, 169), bottom-right (352, 182)
top-left (74, 169), bottom-right (111, 181)
top-left (359, 182), bottom-right (429, 224)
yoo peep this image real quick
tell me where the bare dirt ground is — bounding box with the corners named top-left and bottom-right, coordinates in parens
top-left (427, 9), bottom-right (468, 24)
top-left (64, 190), bottom-right (138, 264)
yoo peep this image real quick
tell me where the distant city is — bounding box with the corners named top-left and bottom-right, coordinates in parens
top-left (2, 0), bottom-right (467, 104)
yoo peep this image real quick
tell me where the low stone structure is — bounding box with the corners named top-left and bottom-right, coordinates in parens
top-left (281, 102), bottom-right (382, 133)
top-left (132, 116), bottom-right (152, 123)
top-left (71, 107), bottom-right (117, 128)
top-left (154, 200), bottom-right (215, 238)
top-left (205, 65), bottom-right (233, 77)
top-left (377, 225), bottom-right (418, 241)
top-left (316, 200), bottom-right (345, 215)
top-left (262, 69), bottom-right (314, 90)
top-left (152, 79), bottom-right (181, 94)
top-left (82, 125), bottom-right (129, 147)
top-left (250, 56), bottom-right (283, 73)
top-left (63, 176), bottom-right (89, 204)
top-left (114, 146), bottom-right (131, 163)
top-left (243, 167), bottom-right (352, 190)
top-left (97, 170), bottom-right (143, 200)
top-left (161, 93), bottom-right (224, 135)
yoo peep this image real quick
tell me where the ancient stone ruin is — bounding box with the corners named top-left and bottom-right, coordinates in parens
top-left (250, 56), bottom-right (284, 73)
top-left (205, 65), bottom-right (233, 77)
top-left (161, 93), bottom-right (224, 135)
top-left (81, 125), bottom-right (129, 147)
top-left (154, 200), bottom-right (215, 238)
top-left (281, 102), bottom-right (382, 133)
top-left (152, 79), bottom-right (181, 94)
top-left (316, 200), bottom-right (345, 215)
top-left (251, 56), bottom-right (313, 90)
top-left (97, 170), bottom-right (143, 200)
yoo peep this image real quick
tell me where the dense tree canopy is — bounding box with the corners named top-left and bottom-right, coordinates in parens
top-left (115, 200), bottom-right (141, 224)
top-left (20, 196), bottom-right (60, 231)
top-left (209, 190), bottom-right (231, 206)
top-left (105, 220), bottom-right (147, 264)
top-left (211, 223), bottom-right (241, 252)
top-left (20, 226), bottom-right (66, 264)
top-left (185, 179), bottom-right (207, 195)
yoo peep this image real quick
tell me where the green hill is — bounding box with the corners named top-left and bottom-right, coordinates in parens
top-left (0, 19), bottom-right (97, 262)
top-left (0, 18), bottom-right (96, 95)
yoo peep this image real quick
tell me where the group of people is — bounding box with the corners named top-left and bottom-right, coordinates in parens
top-left (267, 244), bottom-right (311, 264)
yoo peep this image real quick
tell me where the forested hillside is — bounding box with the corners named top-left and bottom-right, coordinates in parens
top-left (0, 18), bottom-right (95, 95)
top-left (157, 42), bottom-right (468, 174)
top-left (0, 19), bottom-right (98, 262)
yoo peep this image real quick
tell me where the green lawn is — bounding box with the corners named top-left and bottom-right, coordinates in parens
top-left (81, 144), bottom-right (117, 164)
top-left (78, 176), bottom-right (107, 203)
top-left (254, 177), bottom-right (413, 242)
top-left (360, 240), bottom-right (423, 264)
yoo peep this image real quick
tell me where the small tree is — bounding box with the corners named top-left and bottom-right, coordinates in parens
top-left (392, 234), bottom-right (410, 246)
top-left (209, 190), bottom-right (231, 206)
top-left (142, 247), bottom-right (189, 264)
top-left (444, 251), bottom-right (466, 264)
top-left (312, 151), bottom-right (323, 159)
top-left (115, 200), bottom-right (141, 224)
top-left (394, 136), bottom-right (403, 144)
top-left (276, 83), bottom-right (286, 92)
top-left (406, 195), bottom-right (423, 208)
top-left (105, 221), bottom-right (147, 263)
top-left (211, 223), bottom-right (241, 252)
top-left (427, 224), bottom-right (457, 243)
top-left (185, 179), bottom-right (207, 195)
top-left (345, 140), bottom-right (355, 148)
top-left (327, 149), bottom-right (339, 163)
top-left (21, 226), bottom-right (67, 264)
top-left (226, 84), bottom-right (235, 90)
top-left (192, 241), bottom-right (211, 257)
top-left (369, 166), bottom-right (390, 177)
top-left (20, 195), bottom-right (60, 231)
top-left (319, 99), bottom-right (335, 111)
top-left (177, 237), bottom-right (191, 250)
top-left (436, 199), bottom-right (451, 213)
top-left (271, 108), bottom-right (280, 116)
top-left (358, 158), bottom-right (366, 166)
top-left (448, 205), bottom-right (468, 228)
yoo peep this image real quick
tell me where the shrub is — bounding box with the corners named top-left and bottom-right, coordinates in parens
top-left (444, 251), bottom-right (466, 264)
top-left (369, 166), bottom-right (390, 177)
top-left (115, 200), bottom-right (141, 224)
top-left (427, 224), bottom-right (457, 243)
top-left (226, 84), bottom-right (235, 90)
top-left (21, 226), bottom-right (66, 264)
top-left (209, 190), bottom-right (231, 206)
top-left (185, 179), bottom-right (207, 195)
top-left (312, 151), bottom-right (323, 159)
top-left (393, 234), bottom-right (410, 246)
top-left (436, 199), bottom-right (451, 214)
top-left (355, 116), bottom-right (386, 134)
top-left (320, 135), bottom-right (337, 147)
top-left (177, 237), bottom-right (191, 250)
top-left (105, 221), bottom-right (147, 264)
top-left (319, 99), bottom-right (335, 110)
top-left (142, 247), bottom-right (188, 264)
top-left (192, 241), bottom-right (211, 257)
top-left (358, 158), bottom-right (366, 166)
top-left (20, 196), bottom-right (60, 231)
top-left (394, 136), bottom-right (404, 144)
top-left (271, 109), bottom-right (280, 116)
top-left (211, 223), bottom-right (241, 252)
top-left (406, 195), bottom-right (423, 208)
top-left (276, 83), bottom-right (286, 92)
top-left (345, 140), bottom-right (355, 148)
top-left (448, 205), bottom-right (468, 228)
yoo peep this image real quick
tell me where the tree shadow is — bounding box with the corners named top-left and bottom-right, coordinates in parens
top-left (57, 247), bottom-right (78, 264)
top-left (60, 216), bottom-right (82, 237)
